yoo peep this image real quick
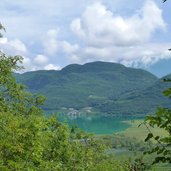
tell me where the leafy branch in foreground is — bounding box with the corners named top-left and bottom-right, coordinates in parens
top-left (144, 79), bottom-right (171, 164)
top-left (0, 23), bottom-right (5, 38)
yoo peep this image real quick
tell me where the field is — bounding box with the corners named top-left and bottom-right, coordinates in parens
top-left (118, 120), bottom-right (168, 141)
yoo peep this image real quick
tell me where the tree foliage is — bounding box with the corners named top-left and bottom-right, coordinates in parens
top-left (144, 105), bottom-right (171, 164)
top-left (0, 23), bottom-right (5, 38)
top-left (0, 27), bottom-right (129, 170)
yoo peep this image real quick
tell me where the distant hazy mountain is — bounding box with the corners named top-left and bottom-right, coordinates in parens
top-left (15, 61), bottom-right (171, 116)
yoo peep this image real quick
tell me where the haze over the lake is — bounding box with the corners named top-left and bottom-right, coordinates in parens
top-left (1, 0), bottom-right (171, 77)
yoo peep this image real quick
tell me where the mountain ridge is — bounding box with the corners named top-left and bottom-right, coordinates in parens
top-left (15, 61), bottom-right (170, 116)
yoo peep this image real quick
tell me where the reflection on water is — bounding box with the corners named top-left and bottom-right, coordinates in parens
top-left (52, 113), bottom-right (140, 135)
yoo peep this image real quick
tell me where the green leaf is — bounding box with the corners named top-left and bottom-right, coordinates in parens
top-left (154, 136), bottom-right (160, 140)
top-left (145, 133), bottom-right (153, 142)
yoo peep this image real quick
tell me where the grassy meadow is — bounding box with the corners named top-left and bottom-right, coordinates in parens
top-left (118, 120), bottom-right (168, 141)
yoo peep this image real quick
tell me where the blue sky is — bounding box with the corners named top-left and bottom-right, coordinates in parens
top-left (0, 0), bottom-right (171, 77)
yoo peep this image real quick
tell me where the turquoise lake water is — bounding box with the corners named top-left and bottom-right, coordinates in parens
top-left (53, 113), bottom-right (142, 134)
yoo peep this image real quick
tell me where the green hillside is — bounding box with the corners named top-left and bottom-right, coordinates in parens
top-left (97, 74), bottom-right (171, 115)
top-left (15, 61), bottom-right (170, 116)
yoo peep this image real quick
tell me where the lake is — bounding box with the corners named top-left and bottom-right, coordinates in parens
top-left (52, 113), bottom-right (143, 134)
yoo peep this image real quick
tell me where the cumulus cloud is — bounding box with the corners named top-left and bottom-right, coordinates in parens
top-left (0, 36), bottom-right (62, 71)
top-left (1, 0), bottom-right (171, 73)
top-left (40, 0), bottom-right (170, 69)
top-left (43, 29), bottom-right (79, 58)
top-left (0, 37), bottom-right (34, 71)
top-left (44, 64), bottom-right (61, 70)
top-left (34, 54), bottom-right (48, 65)
top-left (0, 37), bottom-right (27, 55)
top-left (71, 1), bottom-right (165, 47)
top-left (70, 43), bottom-right (171, 68)
top-left (69, 0), bottom-right (170, 67)
top-left (43, 29), bottom-right (60, 55)
top-left (8, 39), bottom-right (27, 53)
top-left (33, 54), bottom-right (61, 71)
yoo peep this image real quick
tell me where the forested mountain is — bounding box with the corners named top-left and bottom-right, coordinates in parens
top-left (97, 74), bottom-right (171, 115)
top-left (15, 61), bottom-right (170, 115)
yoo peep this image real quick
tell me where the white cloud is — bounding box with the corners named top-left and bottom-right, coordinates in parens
top-left (62, 41), bottom-right (79, 54)
top-left (43, 29), bottom-right (79, 57)
top-left (73, 43), bottom-right (171, 67)
top-left (69, 0), bottom-right (170, 67)
top-left (0, 37), bottom-right (8, 44)
top-left (0, 36), bottom-right (60, 72)
top-left (1, 0), bottom-right (171, 73)
top-left (8, 39), bottom-right (27, 53)
top-left (22, 56), bottom-right (31, 66)
top-left (34, 54), bottom-right (48, 65)
top-left (43, 29), bottom-right (60, 56)
top-left (0, 37), bottom-right (35, 71)
top-left (0, 32), bottom-right (66, 72)
top-left (0, 37), bottom-right (27, 55)
top-left (71, 1), bottom-right (166, 47)
top-left (44, 64), bottom-right (61, 70)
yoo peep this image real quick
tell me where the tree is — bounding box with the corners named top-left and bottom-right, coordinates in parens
top-left (144, 103), bottom-right (171, 164)
top-left (0, 27), bottom-right (129, 170)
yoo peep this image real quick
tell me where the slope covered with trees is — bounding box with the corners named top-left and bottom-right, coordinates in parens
top-left (15, 62), bottom-right (162, 115)
top-left (98, 74), bottom-right (171, 115)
